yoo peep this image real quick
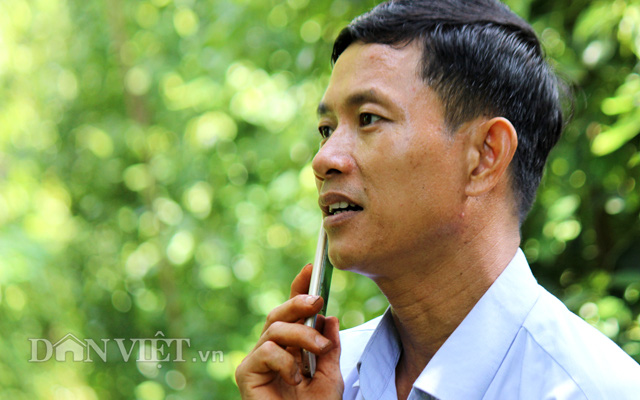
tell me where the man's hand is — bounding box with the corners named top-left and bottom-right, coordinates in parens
top-left (235, 264), bottom-right (344, 399)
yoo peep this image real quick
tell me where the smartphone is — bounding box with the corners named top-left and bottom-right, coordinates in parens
top-left (301, 223), bottom-right (333, 377)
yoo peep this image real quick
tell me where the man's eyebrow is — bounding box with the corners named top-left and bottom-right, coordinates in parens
top-left (317, 89), bottom-right (393, 117)
top-left (317, 102), bottom-right (331, 117)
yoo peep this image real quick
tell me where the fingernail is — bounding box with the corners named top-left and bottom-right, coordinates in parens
top-left (294, 370), bottom-right (303, 384)
top-left (305, 295), bottom-right (320, 305)
top-left (316, 335), bottom-right (331, 350)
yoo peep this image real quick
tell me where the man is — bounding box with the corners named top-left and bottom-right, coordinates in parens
top-left (235, 0), bottom-right (640, 399)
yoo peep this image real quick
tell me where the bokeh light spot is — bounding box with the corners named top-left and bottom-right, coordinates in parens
top-left (569, 170), bottom-right (586, 188)
top-left (76, 125), bottom-right (114, 159)
top-left (125, 66), bottom-right (152, 96)
top-left (268, 5), bottom-right (288, 28)
top-left (300, 20), bottom-right (321, 43)
top-left (123, 164), bottom-right (153, 192)
top-left (165, 370), bottom-right (186, 391)
top-left (112, 290), bottom-right (132, 313)
top-left (233, 257), bottom-right (258, 282)
top-left (173, 8), bottom-right (199, 37)
top-left (183, 181), bottom-right (213, 218)
top-left (266, 224), bottom-right (291, 248)
top-left (134, 381), bottom-right (164, 400)
top-left (287, 0), bottom-right (309, 10)
top-left (200, 265), bottom-right (232, 289)
top-left (189, 111), bottom-right (237, 149)
top-left (342, 309), bottom-right (365, 328)
top-left (167, 231), bottom-right (195, 265)
top-left (554, 219), bottom-right (581, 242)
top-left (579, 302), bottom-right (598, 320)
top-left (227, 163), bottom-right (248, 186)
top-left (136, 2), bottom-right (159, 28)
top-left (153, 197), bottom-right (183, 226)
top-left (605, 197), bottom-right (625, 215)
top-left (5, 285), bottom-right (26, 311)
top-left (551, 157), bottom-right (569, 176)
top-left (57, 69), bottom-right (78, 100)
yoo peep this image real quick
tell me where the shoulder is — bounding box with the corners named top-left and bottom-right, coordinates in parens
top-left (501, 287), bottom-right (640, 399)
top-left (339, 315), bottom-right (382, 378)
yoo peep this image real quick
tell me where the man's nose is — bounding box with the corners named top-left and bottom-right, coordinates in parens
top-left (311, 127), bottom-right (355, 182)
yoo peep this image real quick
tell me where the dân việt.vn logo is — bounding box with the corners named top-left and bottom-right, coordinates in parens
top-left (29, 331), bottom-right (223, 366)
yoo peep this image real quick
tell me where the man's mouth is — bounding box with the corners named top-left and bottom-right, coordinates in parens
top-left (327, 201), bottom-right (364, 216)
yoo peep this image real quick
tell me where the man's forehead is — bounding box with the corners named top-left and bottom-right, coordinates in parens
top-left (318, 42), bottom-right (424, 115)
top-left (332, 42), bottom-right (421, 77)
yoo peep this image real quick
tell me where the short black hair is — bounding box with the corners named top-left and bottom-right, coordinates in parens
top-left (332, 0), bottom-right (565, 221)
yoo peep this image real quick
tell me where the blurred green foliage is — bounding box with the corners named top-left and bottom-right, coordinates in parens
top-left (0, 0), bottom-right (639, 398)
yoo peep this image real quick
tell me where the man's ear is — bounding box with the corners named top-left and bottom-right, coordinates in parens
top-left (465, 117), bottom-right (518, 197)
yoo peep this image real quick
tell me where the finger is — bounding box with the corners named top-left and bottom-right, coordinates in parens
top-left (285, 316), bottom-right (324, 360)
top-left (315, 314), bottom-right (326, 334)
top-left (290, 263), bottom-right (313, 298)
top-left (263, 294), bottom-right (324, 333)
top-left (238, 340), bottom-right (303, 387)
top-left (258, 320), bottom-right (333, 355)
top-left (315, 317), bottom-right (341, 374)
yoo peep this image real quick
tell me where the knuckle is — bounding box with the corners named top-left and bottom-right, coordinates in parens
top-left (234, 358), bottom-right (249, 383)
top-left (234, 362), bottom-right (244, 381)
top-left (261, 340), bottom-right (279, 354)
top-left (265, 309), bottom-right (277, 325)
top-left (268, 320), bottom-right (284, 334)
top-left (262, 324), bottom-right (274, 339)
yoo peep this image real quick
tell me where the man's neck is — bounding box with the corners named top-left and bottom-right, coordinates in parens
top-left (371, 219), bottom-right (520, 399)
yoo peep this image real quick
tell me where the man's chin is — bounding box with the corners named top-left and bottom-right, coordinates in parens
top-left (328, 247), bottom-right (372, 273)
top-left (327, 247), bottom-right (355, 271)
top-left (327, 252), bottom-right (348, 271)
top-left (326, 233), bottom-right (385, 273)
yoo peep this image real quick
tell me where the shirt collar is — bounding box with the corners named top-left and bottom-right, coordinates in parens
top-left (355, 310), bottom-right (402, 399)
top-left (413, 248), bottom-right (541, 399)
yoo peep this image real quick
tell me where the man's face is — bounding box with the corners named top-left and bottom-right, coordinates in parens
top-left (313, 42), bottom-right (470, 277)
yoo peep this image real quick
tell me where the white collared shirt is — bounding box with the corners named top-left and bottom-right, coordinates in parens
top-left (339, 249), bottom-right (640, 399)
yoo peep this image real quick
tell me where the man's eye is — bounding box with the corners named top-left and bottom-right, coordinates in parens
top-left (359, 113), bottom-right (381, 126)
top-left (318, 125), bottom-right (334, 139)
